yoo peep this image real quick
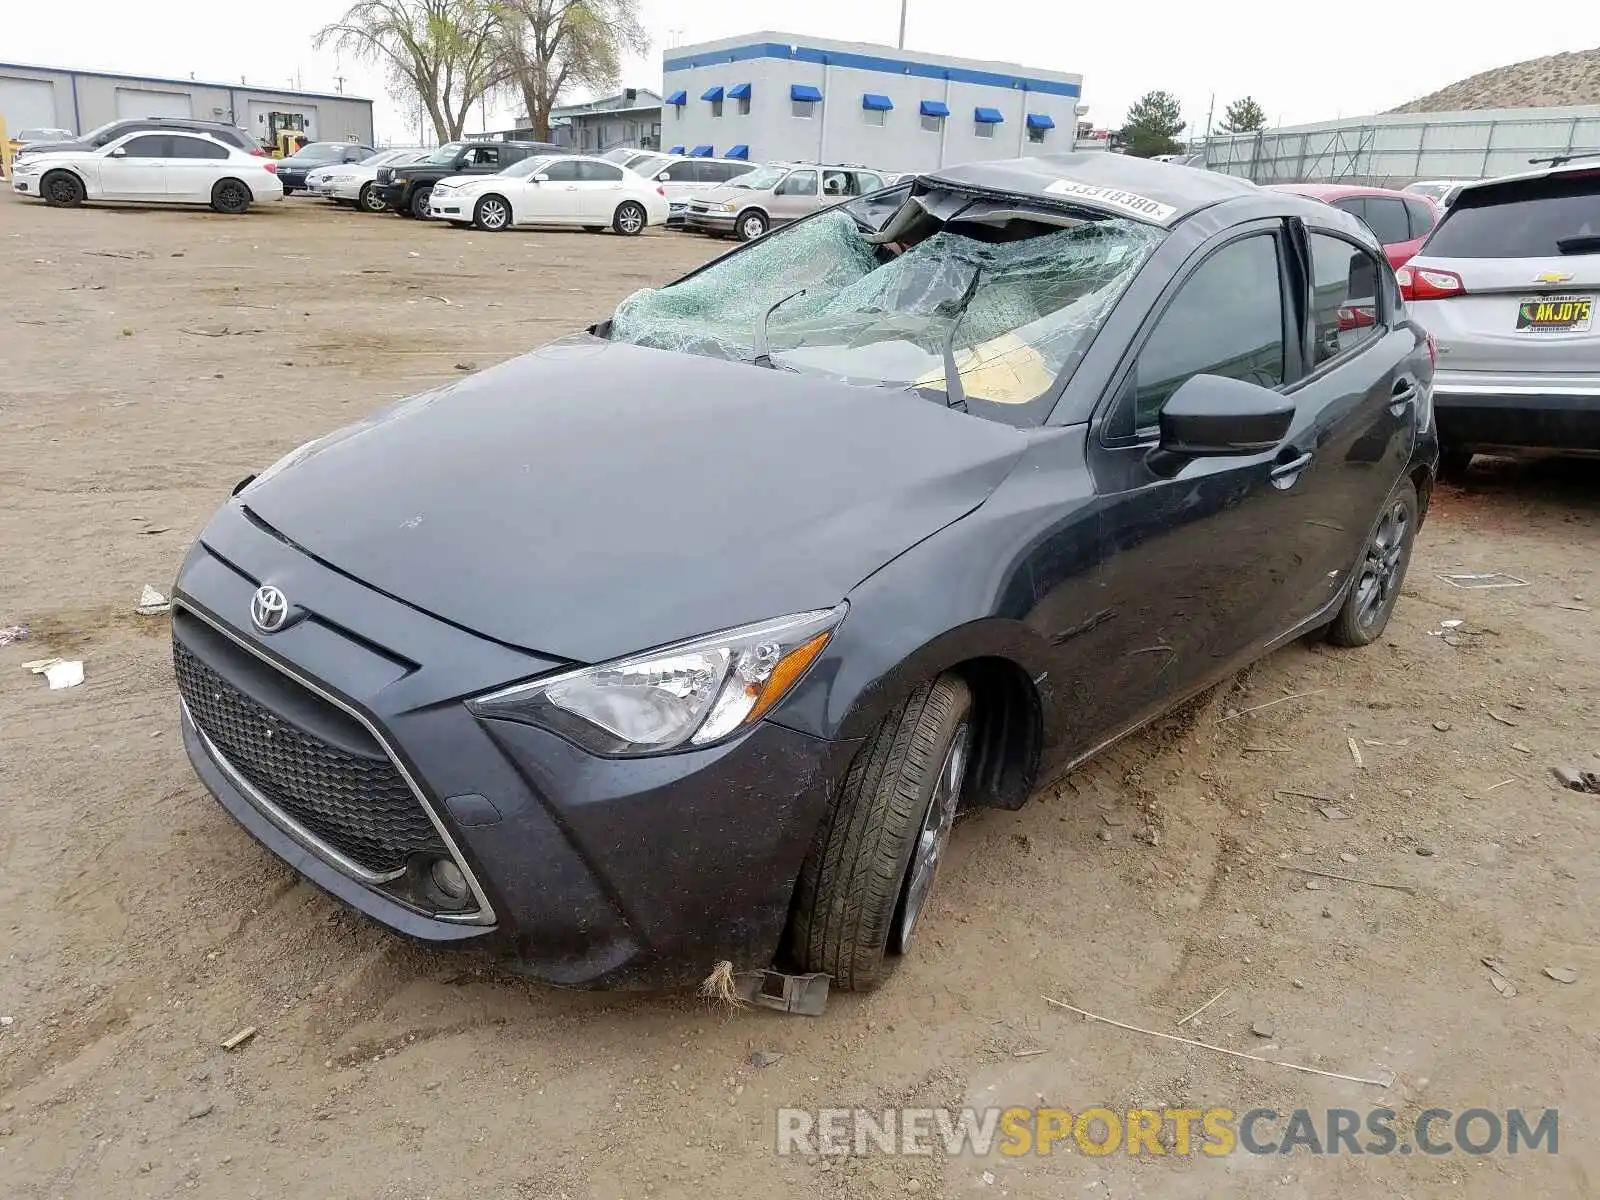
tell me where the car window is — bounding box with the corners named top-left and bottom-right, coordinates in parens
top-left (463, 145), bottom-right (500, 166)
top-left (692, 161), bottom-right (729, 183)
top-left (167, 137), bottom-right (230, 160)
top-left (662, 161), bottom-right (697, 182)
top-left (539, 159), bottom-right (583, 183)
top-left (855, 171), bottom-right (884, 192)
top-left (777, 169), bottom-right (818, 197)
top-left (1360, 197), bottom-right (1411, 246)
top-left (820, 171), bottom-right (859, 197)
top-left (1134, 234), bottom-right (1286, 430)
top-left (1423, 173), bottom-right (1600, 258)
top-left (1309, 232), bottom-right (1383, 366)
top-left (1403, 198), bottom-right (1435, 240)
top-left (579, 160), bottom-right (623, 182)
top-left (119, 135), bottom-right (170, 158)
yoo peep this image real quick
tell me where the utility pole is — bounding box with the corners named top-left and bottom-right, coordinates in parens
top-left (897, 0), bottom-right (908, 48)
top-left (1204, 92), bottom-right (1215, 139)
top-left (334, 74), bottom-right (346, 95)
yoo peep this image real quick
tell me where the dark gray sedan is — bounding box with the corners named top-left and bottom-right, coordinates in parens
top-left (172, 153), bottom-right (1437, 992)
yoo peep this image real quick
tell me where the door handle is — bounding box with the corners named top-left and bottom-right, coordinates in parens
top-left (1390, 379), bottom-right (1416, 416)
top-left (1270, 449), bottom-right (1314, 487)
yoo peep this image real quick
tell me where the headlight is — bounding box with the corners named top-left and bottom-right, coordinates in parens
top-left (470, 605), bottom-right (846, 756)
top-left (716, 202), bottom-right (736, 212)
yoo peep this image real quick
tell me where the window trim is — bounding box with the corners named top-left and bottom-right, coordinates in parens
top-left (1297, 225), bottom-right (1391, 380)
top-left (1098, 222), bottom-right (1302, 446)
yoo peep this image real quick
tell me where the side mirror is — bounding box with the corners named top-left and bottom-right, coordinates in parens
top-left (1152, 374), bottom-right (1293, 466)
top-left (656, 171), bottom-right (670, 182)
top-left (532, 172), bottom-right (549, 183)
top-left (110, 146), bottom-right (127, 157)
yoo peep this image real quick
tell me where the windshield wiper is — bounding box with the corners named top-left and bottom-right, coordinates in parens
top-left (751, 288), bottom-right (807, 370)
top-left (1556, 234), bottom-right (1600, 255)
top-left (938, 265), bottom-right (984, 412)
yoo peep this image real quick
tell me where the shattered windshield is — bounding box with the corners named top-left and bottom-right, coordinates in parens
top-left (609, 199), bottom-right (1164, 417)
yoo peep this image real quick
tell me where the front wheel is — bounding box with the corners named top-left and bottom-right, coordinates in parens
top-left (736, 209), bottom-right (768, 241)
top-left (210, 178), bottom-right (252, 215)
top-left (612, 201), bottom-right (646, 236)
top-left (409, 185), bottom-right (433, 220)
top-left (473, 194), bottom-right (512, 231)
top-left (786, 675), bottom-right (973, 991)
top-left (1327, 479), bottom-right (1419, 648)
top-left (42, 170), bottom-right (85, 207)
top-left (359, 183), bottom-right (386, 212)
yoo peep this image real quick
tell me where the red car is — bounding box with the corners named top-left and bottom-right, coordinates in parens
top-left (1266, 183), bottom-right (1438, 269)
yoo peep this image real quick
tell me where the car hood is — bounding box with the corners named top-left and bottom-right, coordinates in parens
top-left (697, 183), bottom-right (768, 205)
top-left (237, 336), bottom-right (1026, 663)
top-left (16, 139), bottom-right (86, 157)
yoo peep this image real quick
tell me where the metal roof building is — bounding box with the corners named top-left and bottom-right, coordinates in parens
top-left (547, 89), bottom-right (663, 152)
top-left (0, 61), bottom-right (375, 150)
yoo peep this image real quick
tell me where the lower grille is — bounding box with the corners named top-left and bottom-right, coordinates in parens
top-left (174, 638), bottom-right (446, 876)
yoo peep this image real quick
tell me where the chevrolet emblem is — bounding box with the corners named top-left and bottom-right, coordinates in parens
top-left (1534, 270), bottom-right (1573, 284)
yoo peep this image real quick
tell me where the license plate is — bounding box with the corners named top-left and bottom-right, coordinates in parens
top-left (1515, 295), bottom-right (1593, 332)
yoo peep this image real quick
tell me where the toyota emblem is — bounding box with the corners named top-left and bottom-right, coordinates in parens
top-left (251, 585), bottom-right (290, 633)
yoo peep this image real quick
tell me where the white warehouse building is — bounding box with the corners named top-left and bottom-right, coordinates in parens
top-left (659, 32), bottom-right (1084, 174)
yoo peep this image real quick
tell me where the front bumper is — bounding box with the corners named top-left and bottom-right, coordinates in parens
top-left (373, 181), bottom-right (409, 210)
top-left (685, 211), bottom-right (737, 234)
top-left (172, 503), bottom-right (854, 988)
top-left (429, 193), bottom-right (467, 220)
top-left (1433, 369), bottom-right (1600, 454)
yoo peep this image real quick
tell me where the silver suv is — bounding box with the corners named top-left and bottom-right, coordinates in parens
top-left (686, 163), bottom-right (889, 241)
top-left (1399, 159), bottom-right (1600, 475)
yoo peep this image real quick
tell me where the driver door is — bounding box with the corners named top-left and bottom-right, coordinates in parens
top-left (103, 134), bottom-right (170, 200)
top-left (1064, 225), bottom-right (1319, 745)
top-left (516, 158), bottom-right (583, 223)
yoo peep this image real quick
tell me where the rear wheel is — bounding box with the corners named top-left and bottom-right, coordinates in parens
top-left (786, 675), bottom-right (973, 990)
top-left (612, 201), bottom-right (646, 236)
top-left (210, 178), bottom-right (252, 215)
top-left (1327, 479), bottom-right (1419, 648)
top-left (41, 170), bottom-right (84, 207)
top-left (473, 194), bottom-right (512, 231)
top-left (737, 209), bottom-right (768, 241)
top-left (359, 183), bottom-right (386, 212)
top-left (409, 185), bottom-right (434, 220)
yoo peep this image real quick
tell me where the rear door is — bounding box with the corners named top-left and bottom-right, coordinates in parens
top-left (103, 133), bottom-right (170, 199)
top-left (1407, 169), bottom-right (1600, 375)
top-left (575, 159), bottom-right (626, 222)
top-left (164, 134), bottom-right (230, 201)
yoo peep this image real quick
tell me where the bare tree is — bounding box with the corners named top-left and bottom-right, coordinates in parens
top-left (495, 0), bottom-right (650, 139)
top-left (315, 0), bottom-right (505, 143)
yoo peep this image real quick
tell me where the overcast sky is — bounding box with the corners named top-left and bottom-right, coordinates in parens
top-left (7, 1), bottom-right (1598, 141)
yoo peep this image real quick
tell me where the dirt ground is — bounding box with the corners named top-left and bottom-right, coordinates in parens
top-left (2, 193), bottom-right (1598, 1200)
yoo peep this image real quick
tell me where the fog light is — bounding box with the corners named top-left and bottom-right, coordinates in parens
top-left (429, 857), bottom-right (469, 901)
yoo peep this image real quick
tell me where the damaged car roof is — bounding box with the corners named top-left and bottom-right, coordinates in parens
top-left (918, 152), bottom-right (1259, 229)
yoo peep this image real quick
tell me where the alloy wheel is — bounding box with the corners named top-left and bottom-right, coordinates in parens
top-left (361, 185), bottom-right (385, 212)
top-left (892, 721), bottom-right (971, 953)
top-left (617, 204), bottom-right (644, 234)
top-left (740, 214), bottom-right (766, 241)
top-left (1353, 499), bottom-right (1410, 630)
top-left (46, 175), bottom-right (79, 205)
top-left (479, 197), bottom-right (509, 230)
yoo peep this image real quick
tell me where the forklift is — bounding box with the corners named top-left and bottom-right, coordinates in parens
top-left (263, 112), bottom-right (309, 157)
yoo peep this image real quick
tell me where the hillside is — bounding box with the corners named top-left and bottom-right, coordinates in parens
top-left (1391, 46), bottom-right (1600, 112)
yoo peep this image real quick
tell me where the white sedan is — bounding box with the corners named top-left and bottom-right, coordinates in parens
top-left (325, 148), bottom-right (430, 211)
top-left (11, 130), bottom-right (281, 214)
top-left (428, 154), bottom-right (667, 234)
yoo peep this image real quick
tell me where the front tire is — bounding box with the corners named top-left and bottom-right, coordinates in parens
top-left (409, 185), bottom-right (433, 220)
top-left (210, 178), bottom-right (252, 215)
top-left (473, 194), bottom-right (512, 231)
top-left (1327, 479), bottom-right (1419, 648)
top-left (612, 201), bottom-right (647, 236)
top-left (359, 183), bottom-right (386, 212)
top-left (737, 209), bottom-right (768, 241)
top-left (42, 170), bottom-right (85, 207)
top-left (787, 675), bottom-right (973, 991)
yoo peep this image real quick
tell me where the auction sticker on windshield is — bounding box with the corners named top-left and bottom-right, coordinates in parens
top-left (1044, 180), bottom-right (1178, 225)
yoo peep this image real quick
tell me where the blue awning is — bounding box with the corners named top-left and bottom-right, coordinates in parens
top-left (689, 144), bottom-right (714, 157)
top-left (974, 106), bottom-right (1005, 124)
top-left (668, 144), bottom-right (685, 154)
top-left (725, 144), bottom-right (750, 160)
top-left (790, 83), bottom-right (823, 103)
top-left (665, 90), bottom-right (687, 106)
top-left (862, 93), bottom-right (894, 111)
top-left (1026, 112), bottom-right (1056, 130)
top-left (701, 86), bottom-right (724, 102)
top-left (919, 99), bottom-right (950, 118)
top-left (728, 82), bottom-right (752, 100)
